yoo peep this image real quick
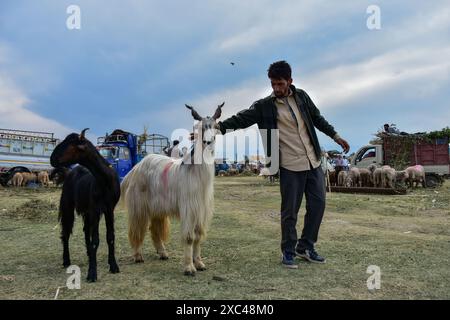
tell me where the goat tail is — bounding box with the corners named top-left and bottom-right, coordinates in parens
top-left (121, 167), bottom-right (150, 250)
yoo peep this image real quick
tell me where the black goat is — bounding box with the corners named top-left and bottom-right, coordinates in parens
top-left (50, 128), bottom-right (120, 282)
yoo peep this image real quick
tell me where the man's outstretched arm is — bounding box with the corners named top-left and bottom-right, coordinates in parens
top-left (217, 102), bottom-right (260, 134)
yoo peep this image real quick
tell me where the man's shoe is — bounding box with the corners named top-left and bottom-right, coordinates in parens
top-left (296, 248), bottom-right (326, 264)
top-left (281, 253), bottom-right (298, 269)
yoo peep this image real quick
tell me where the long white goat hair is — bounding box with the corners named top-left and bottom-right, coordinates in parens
top-left (121, 151), bottom-right (215, 242)
top-left (121, 103), bottom-right (222, 275)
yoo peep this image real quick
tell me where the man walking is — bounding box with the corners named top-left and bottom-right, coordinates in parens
top-left (218, 61), bottom-right (349, 268)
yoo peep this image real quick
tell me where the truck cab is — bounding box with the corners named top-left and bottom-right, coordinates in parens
top-left (98, 144), bottom-right (132, 180)
top-left (97, 129), bottom-right (169, 182)
top-left (97, 130), bottom-right (138, 182)
top-left (352, 145), bottom-right (383, 168)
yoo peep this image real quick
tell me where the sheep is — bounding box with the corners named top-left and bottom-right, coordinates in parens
top-left (328, 170), bottom-right (337, 187)
top-left (21, 172), bottom-right (38, 186)
top-left (381, 165), bottom-right (396, 188)
top-left (395, 170), bottom-right (409, 186)
top-left (50, 128), bottom-right (121, 282)
top-left (373, 168), bottom-right (384, 187)
top-left (11, 172), bottom-right (23, 187)
top-left (359, 168), bottom-right (372, 187)
top-left (345, 168), bottom-right (361, 187)
top-left (38, 171), bottom-right (50, 187)
top-left (337, 170), bottom-right (347, 186)
top-left (121, 103), bottom-right (224, 276)
top-left (405, 165), bottom-right (426, 188)
top-left (367, 164), bottom-right (377, 174)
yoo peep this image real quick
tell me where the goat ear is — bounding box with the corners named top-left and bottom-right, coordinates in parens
top-left (212, 102), bottom-right (224, 120)
top-left (185, 104), bottom-right (203, 121)
top-left (79, 128), bottom-right (89, 141)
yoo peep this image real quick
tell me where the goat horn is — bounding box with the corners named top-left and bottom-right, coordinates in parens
top-left (80, 128), bottom-right (90, 140)
top-left (185, 104), bottom-right (203, 121)
top-left (212, 102), bottom-right (225, 120)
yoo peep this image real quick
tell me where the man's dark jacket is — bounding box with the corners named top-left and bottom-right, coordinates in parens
top-left (218, 85), bottom-right (337, 166)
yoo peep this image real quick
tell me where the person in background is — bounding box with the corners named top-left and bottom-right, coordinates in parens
top-left (170, 140), bottom-right (182, 159)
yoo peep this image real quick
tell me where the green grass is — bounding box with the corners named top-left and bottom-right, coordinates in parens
top-left (0, 178), bottom-right (449, 300)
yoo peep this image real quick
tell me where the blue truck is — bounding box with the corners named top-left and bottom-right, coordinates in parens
top-left (97, 129), bottom-right (169, 182)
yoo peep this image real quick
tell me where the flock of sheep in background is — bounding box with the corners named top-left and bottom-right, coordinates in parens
top-left (8, 171), bottom-right (50, 187)
top-left (330, 164), bottom-right (426, 189)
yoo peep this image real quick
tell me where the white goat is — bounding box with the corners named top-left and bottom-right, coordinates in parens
top-left (121, 103), bottom-right (223, 276)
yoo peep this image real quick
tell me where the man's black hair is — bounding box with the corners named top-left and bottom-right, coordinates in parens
top-left (268, 60), bottom-right (292, 81)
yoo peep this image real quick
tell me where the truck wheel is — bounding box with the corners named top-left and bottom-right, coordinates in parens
top-left (425, 174), bottom-right (440, 188)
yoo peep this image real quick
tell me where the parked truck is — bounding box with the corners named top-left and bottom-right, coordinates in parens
top-left (351, 135), bottom-right (449, 187)
top-left (0, 128), bottom-right (58, 186)
top-left (96, 129), bottom-right (169, 182)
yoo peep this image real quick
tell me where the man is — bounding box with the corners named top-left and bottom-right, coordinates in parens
top-left (384, 123), bottom-right (400, 134)
top-left (217, 61), bottom-right (349, 268)
top-left (164, 140), bottom-right (182, 159)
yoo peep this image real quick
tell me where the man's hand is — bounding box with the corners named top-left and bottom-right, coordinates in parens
top-left (335, 138), bottom-right (350, 154)
top-left (189, 132), bottom-right (198, 141)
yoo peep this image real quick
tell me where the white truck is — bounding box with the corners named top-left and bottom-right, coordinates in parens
top-left (351, 135), bottom-right (450, 187)
top-left (0, 128), bottom-right (59, 186)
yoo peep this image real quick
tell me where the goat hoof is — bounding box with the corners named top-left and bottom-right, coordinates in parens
top-left (87, 271), bottom-right (97, 282)
top-left (159, 255), bottom-right (169, 260)
top-left (184, 271), bottom-right (196, 276)
top-left (196, 266), bottom-right (206, 271)
top-left (134, 253), bottom-right (144, 263)
top-left (109, 264), bottom-right (120, 274)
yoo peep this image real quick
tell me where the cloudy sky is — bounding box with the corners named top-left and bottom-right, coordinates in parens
top-left (0, 0), bottom-right (449, 160)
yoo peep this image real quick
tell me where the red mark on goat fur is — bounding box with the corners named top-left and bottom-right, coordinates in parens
top-left (162, 161), bottom-right (174, 193)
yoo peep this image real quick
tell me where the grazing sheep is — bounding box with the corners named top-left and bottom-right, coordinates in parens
top-left (21, 172), bottom-right (38, 186)
top-left (121, 103), bottom-right (223, 276)
top-left (11, 172), bottom-right (23, 187)
top-left (381, 166), bottom-right (396, 188)
top-left (367, 164), bottom-right (377, 174)
top-left (373, 168), bottom-right (384, 188)
top-left (395, 170), bottom-right (409, 186)
top-left (38, 171), bottom-right (50, 187)
top-left (337, 170), bottom-right (347, 186)
top-left (359, 168), bottom-right (372, 187)
top-left (345, 168), bottom-right (361, 187)
top-left (405, 165), bottom-right (426, 188)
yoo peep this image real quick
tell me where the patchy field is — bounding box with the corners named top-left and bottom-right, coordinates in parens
top-left (0, 178), bottom-right (449, 300)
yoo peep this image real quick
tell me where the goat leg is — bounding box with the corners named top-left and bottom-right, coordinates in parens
top-left (105, 211), bottom-right (120, 274)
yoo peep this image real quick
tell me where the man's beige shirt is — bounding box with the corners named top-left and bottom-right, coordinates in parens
top-left (273, 90), bottom-right (321, 172)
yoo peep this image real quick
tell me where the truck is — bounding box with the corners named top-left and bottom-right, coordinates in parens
top-left (351, 134), bottom-right (450, 188)
top-left (0, 128), bottom-right (58, 186)
top-left (96, 129), bottom-right (169, 182)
